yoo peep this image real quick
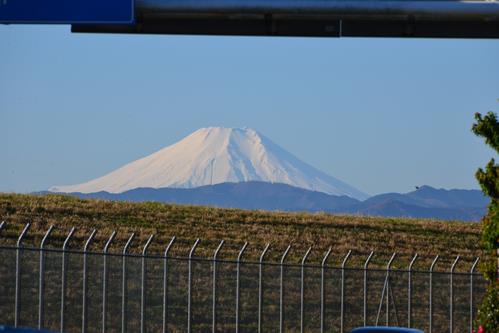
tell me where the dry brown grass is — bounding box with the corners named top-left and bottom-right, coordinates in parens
top-left (0, 193), bottom-right (485, 271)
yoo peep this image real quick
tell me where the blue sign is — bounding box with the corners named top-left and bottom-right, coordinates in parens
top-left (0, 0), bottom-right (134, 24)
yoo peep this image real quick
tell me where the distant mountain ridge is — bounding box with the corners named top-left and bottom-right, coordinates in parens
top-left (44, 183), bottom-right (488, 222)
top-left (50, 127), bottom-right (368, 200)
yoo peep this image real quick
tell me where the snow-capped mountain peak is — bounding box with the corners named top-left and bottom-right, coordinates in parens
top-left (50, 127), bottom-right (368, 200)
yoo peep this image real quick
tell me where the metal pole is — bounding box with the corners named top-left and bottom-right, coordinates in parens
top-left (82, 229), bottom-right (97, 333)
top-left (429, 255), bottom-right (439, 333)
top-left (141, 234), bottom-right (155, 333)
top-left (38, 225), bottom-right (55, 330)
top-left (236, 242), bottom-right (248, 333)
top-left (450, 256), bottom-right (460, 333)
top-left (363, 251), bottom-right (374, 327)
top-left (60, 227), bottom-right (76, 333)
top-left (375, 276), bottom-right (388, 326)
top-left (300, 247), bottom-right (312, 333)
top-left (340, 250), bottom-right (352, 333)
top-left (320, 247), bottom-right (332, 333)
top-left (188, 239), bottom-right (200, 333)
top-left (15, 223), bottom-right (30, 328)
top-left (386, 253), bottom-right (397, 326)
top-left (102, 231), bottom-right (117, 333)
top-left (258, 243), bottom-right (270, 333)
top-left (279, 245), bottom-right (291, 333)
top-left (163, 236), bottom-right (176, 333)
top-left (212, 240), bottom-right (224, 333)
top-left (408, 254), bottom-right (418, 328)
top-left (122, 233), bottom-right (135, 333)
top-left (470, 257), bottom-right (479, 333)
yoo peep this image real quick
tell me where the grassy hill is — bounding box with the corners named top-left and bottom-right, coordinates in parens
top-left (0, 193), bottom-right (485, 271)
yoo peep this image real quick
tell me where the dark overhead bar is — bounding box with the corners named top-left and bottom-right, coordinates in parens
top-left (136, 0), bottom-right (499, 18)
top-left (72, 0), bottom-right (499, 38)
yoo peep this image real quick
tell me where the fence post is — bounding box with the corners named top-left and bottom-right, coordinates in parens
top-left (408, 254), bottom-right (418, 328)
top-left (470, 257), bottom-right (480, 333)
top-left (429, 255), bottom-right (439, 333)
top-left (212, 240), bottom-right (224, 333)
top-left (102, 231), bottom-right (117, 333)
top-left (14, 223), bottom-right (30, 328)
top-left (340, 250), bottom-right (352, 333)
top-left (258, 243), bottom-right (270, 333)
top-left (449, 256), bottom-right (460, 333)
top-left (300, 247), bottom-right (312, 333)
top-left (82, 229), bottom-right (97, 333)
top-left (38, 225), bottom-right (55, 330)
top-left (363, 251), bottom-right (374, 327)
top-left (236, 242), bottom-right (248, 333)
top-left (386, 253), bottom-right (397, 326)
top-left (320, 247), bottom-right (332, 333)
top-left (163, 236), bottom-right (176, 333)
top-left (61, 227), bottom-right (76, 333)
top-left (188, 239), bottom-right (200, 333)
top-left (141, 234), bottom-right (155, 333)
top-left (122, 233), bottom-right (135, 333)
top-left (279, 245), bottom-right (292, 333)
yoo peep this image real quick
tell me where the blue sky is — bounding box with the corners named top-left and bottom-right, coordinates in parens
top-left (1, 25), bottom-right (498, 195)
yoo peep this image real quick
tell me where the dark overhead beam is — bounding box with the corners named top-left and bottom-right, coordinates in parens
top-left (72, 0), bottom-right (499, 38)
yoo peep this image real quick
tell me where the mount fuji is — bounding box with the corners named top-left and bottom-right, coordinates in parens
top-left (50, 127), bottom-right (368, 200)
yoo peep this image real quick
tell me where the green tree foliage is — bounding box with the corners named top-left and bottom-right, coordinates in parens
top-left (472, 112), bottom-right (499, 254)
top-left (473, 112), bottom-right (499, 198)
top-left (476, 283), bottom-right (499, 332)
top-left (472, 111), bottom-right (499, 332)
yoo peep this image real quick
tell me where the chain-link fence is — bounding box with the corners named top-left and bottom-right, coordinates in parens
top-left (0, 222), bottom-right (489, 333)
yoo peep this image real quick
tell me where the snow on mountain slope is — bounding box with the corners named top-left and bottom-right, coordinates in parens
top-left (50, 127), bottom-right (369, 200)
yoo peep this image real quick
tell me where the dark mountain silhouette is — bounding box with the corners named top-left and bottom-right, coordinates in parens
top-left (42, 182), bottom-right (489, 222)
top-left (51, 182), bottom-right (358, 212)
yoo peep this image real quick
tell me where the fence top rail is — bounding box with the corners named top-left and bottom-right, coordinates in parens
top-left (386, 252), bottom-right (397, 270)
top-left (0, 244), bottom-right (484, 276)
top-left (213, 239), bottom-right (224, 259)
top-left (301, 247), bottom-right (312, 265)
top-left (471, 257), bottom-right (480, 273)
top-left (103, 231), bottom-right (116, 253)
top-left (123, 233), bottom-right (135, 254)
top-left (280, 245), bottom-right (291, 264)
top-left (408, 253), bottom-right (418, 270)
top-left (259, 243), bottom-right (270, 263)
top-left (40, 225), bottom-right (55, 249)
top-left (342, 250), bottom-right (352, 268)
top-left (0, 223), bottom-right (484, 274)
top-left (142, 234), bottom-right (154, 255)
top-left (364, 251), bottom-right (374, 269)
top-left (189, 238), bottom-right (200, 258)
top-left (430, 255), bottom-right (440, 272)
top-left (450, 255), bottom-right (460, 273)
top-left (165, 236), bottom-right (176, 257)
top-left (62, 227), bottom-right (76, 250)
top-left (84, 229), bottom-right (97, 251)
top-left (321, 246), bottom-right (333, 267)
top-left (237, 242), bottom-right (248, 261)
top-left (16, 223), bottom-right (30, 247)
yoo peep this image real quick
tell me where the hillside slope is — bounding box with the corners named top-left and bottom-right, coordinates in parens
top-left (0, 193), bottom-right (484, 271)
